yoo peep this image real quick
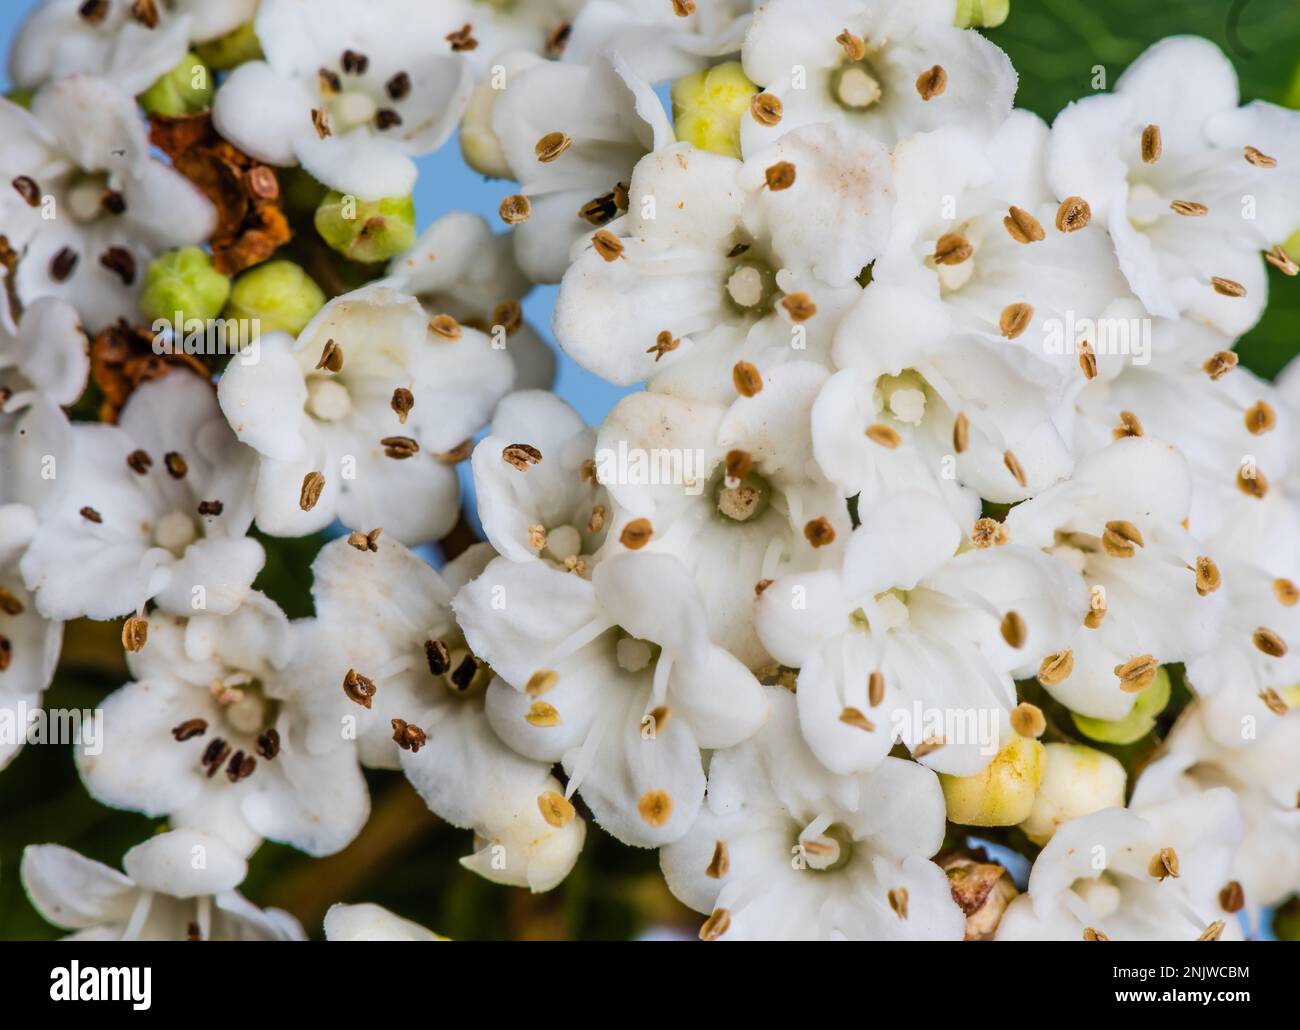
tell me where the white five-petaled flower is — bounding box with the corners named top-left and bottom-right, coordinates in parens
top-left (661, 685), bottom-right (965, 941)
top-left (217, 284), bottom-right (513, 545)
top-left (21, 830), bottom-right (305, 941)
top-left (0, 76), bottom-right (215, 330)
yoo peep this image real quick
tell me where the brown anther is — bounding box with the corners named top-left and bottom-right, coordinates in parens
top-left (1147, 846), bottom-right (1180, 880)
top-left (781, 292), bottom-right (817, 322)
top-left (126, 449), bottom-right (153, 474)
top-left (311, 108), bottom-right (332, 139)
top-left (1003, 450), bottom-right (1027, 487)
top-left (1055, 196), bottom-right (1091, 232)
top-left (1273, 578), bottom-right (1299, 606)
top-left (12, 176), bottom-right (40, 208)
top-left (1170, 199), bottom-right (1208, 217)
top-left (1259, 688), bottom-right (1288, 715)
top-left (1236, 465), bottom-right (1268, 499)
top-left (755, 578), bottom-right (774, 596)
top-left (1203, 350), bottom-right (1238, 380)
top-left (49, 247), bottom-right (79, 282)
top-left (724, 449), bottom-right (753, 483)
top-left (706, 840), bottom-right (729, 879)
top-left (197, 499), bottom-right (224, 517)
top-left (538, 790), bottom-right (575, 827)
top-left (1077, 340), bottom-right (1098, 380)
top-left (620, 517), bottom-right (653, 550)
top-left (100, 190), bottom-right (126, 215)
top-left (0, 588), bottom-right (24, 616)
top-left (535, 131), bottom-right (572, 163)
top-left (1115, 655), bottom-right (1158, 692)
top-left (78, 0), bottom-right (109, 25)
top-left (1211, 276), bottom-right (1246, 297)
top-left (1198, 920), bottom-right (1226, 941)
top-left (804, 516), bottom-right (836, 548)
top-left (578, 191), bottom-right (618, 226)
top-left (225, 750), bottom-right (255, 783)
top-left (391, 718), bottom-right (427, 753)
top-left (637, 789), bottom-right (673, 827)
top-left (428, 313), bottom-right (462, 340)
top-left (1010, 702), bottom-right (1046, 739)
top-left (587, 505), bottom-right (607, 534)
top-left (914, 736), bottom-right (945, 758)
top-left (446, 23), bottom-right (478, 51)
top-left (164, 451), bottom-right (188, 479)
top-left (1193, 556), bottom-right (1221, 596)
top-left (423, 639), bottom-right (450, 677)
top-left (1140, 124), bottom-right (1162, 164)
top-left (380, 435), bottom-right (419, 459)
top-left (646, 329), bottom-right (680, 362)
top-left (1038, 649), bottom-right (1075, 686)
top-left (671, 0), bottom-right (696, 15)
top-left (733, 361), bottom-right (763, 397)
top-left (99, 247), bottom-right (136, 285)
top-left (1000, 610), bottom-right (1027, 649)
top-left (886, 886), bottom-right (910, 919)
top-left (502, 443), bottom-right (542, 471)
top-left (1082, 927), bottom-right (1110, 941)
top-left (1003, 205), bottom-right (1045, 244)
top-left (1243, 399), bottom-right (1276, 434)
top-left (390, 387), bottom-right (414, 424)
top-left (971, 517), bottom-right (1008, 548)
top-left (933, 232), bottom-right (973, 266)
top-left (386, 71), bottom-right (411, 100)
top-left (1102, 519), bottom-right (1144, 558)
top-left (1265, 244), bottom-right (1298, 276)
top-left (839, 706), bottom-right (876, 732)
top-left (750, 92), bottom-right (782, 126)
top-left (999, 302), bottom-right (1033, 340)
top-left (646, 705), bottom-right (673, 735)
top-left (492, 194), bottom-right (531, 230)
top-left (546, 21), bottom-right (572, 55)
top-left (1252, 626), bottom-right (1287, 657)
top-left (764, 161), bottom-right (796, 191)
top-left (121, 614), bottom-right (148, 652)
top-left (591, 229), bottom-right (624, 262)
top-left (171, 718), bottom-right (207, 742)
top-left (836, 29), bottom-right (866, 61)
top-left (1113, 410), bottom-right (1144, 439)
top-left (450, 655), bottom-right (478, 693)
top-left (0, 634), bottom-right (9, 672)
top-left (1243, 145), bottom-right (1276, 168)
top-left (79, 506), bottom-right (102, 524)
top-left (319, 68), bottom-right (341, 94)
top-left (299, 471), bottom-right (325, 511)
top-left (868, 670), bottom-right (885, 707)
top-left (699, 908), bottom-right (730, 941)
top-left (1218, 881), bottom-right (1244, 914)
top-left (492, 300), bottom-right (523, 335)
top-left (343, 668), bottom-right (377, 709)
top-left (201, 737), bottom-right (230, 777)
top-left (952, 412), bottom-right (969, 454)
top-left (131, 0), bottom-right (159, 28)
top-left (915, 65), bottom-right (947, 101)
top-left (256, 728), bottom-right (280, 760)
top-left (864, 423), bottom-right (901, 449)
top-left (373, 109), bottom-right (403, 132)
top-left (243, 167), bottom-right (279, 201)
top-left (526, 670), bottom-right (558, 698)
top-left (341, 49), bottom-right (369, 74)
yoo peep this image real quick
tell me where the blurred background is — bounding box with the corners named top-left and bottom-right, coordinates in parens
top-left (2, 0), bottom-right (1298, 940)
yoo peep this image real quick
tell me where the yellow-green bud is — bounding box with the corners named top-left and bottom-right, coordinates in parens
top-left (955, 0), bottom-right (1010, 29)
top-left (1071, 666), bottom-right (1171, 745)
top-left (140, 247), bottom-right (231, 325)
top-left (1020, 743), bottom-right (1126, 845)
top-left (940, 735), bottom-right (1045, 827)
top-left (194, 20), bottom-right (263, 71)
top-left (5, 88), bottom-right (33, 109)
top-left (1285, 228), bottom-right (1300, 264)
top-left (671, 61), bottom-right (758, 159)
top-left (314, 191), bottom-right (417, 265)
top-left (224, 260), bottom-right (325, 336)
top-left (140, 52), bottom-right (213, 117)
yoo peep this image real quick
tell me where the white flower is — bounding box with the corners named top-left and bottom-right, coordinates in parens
top-left (0, 295), bottom-right (88, 411)
top-left (383, 211), bottom-right (555, 392)
top-left (756, 490), bottom-right (1086, 776)
top-left (324, 902), bottom-right (444, 941)
top-left (77, 593), bottom-right (370, 858)
top-left (554, 129), bottom-right (891, 397)
top-left (1049, 36), bottom-right (1300, 336)
top-left (21, 374), bottom-right (263, 621)
top-left (595, 362), bottom-right (850, 666)
top-left (0, 76), bottom-right (215, 330)
top-left (0, 534), bottom-right (62, 772)
top-left (1134, 700), bottom-right (1300, 911)
top-left (212, 0), bottom-right (479, 199)
top-left (661, 685), bottom-right (964, 940)
top-left (217, 285), bottom-right (513, 545)
top-left (738, 0), bottom-right (1015, 155)
top-left (491, 52), bottom-right (672, 283)
top-left (997, 789), bottom-right (1244, 941)
top-left (21, 829), bottom-right (305, 940)
top-left (457, 552), bottom-right (768, 847)
top-left (564, 0), bottom-right (756, 84)
top-left (471, 390), bottom-right (609, 570)
top-left (1004, 437), bottom-right (1224, 720)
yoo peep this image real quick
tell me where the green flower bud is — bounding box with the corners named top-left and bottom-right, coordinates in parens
top-left (955, 0), bottom-right (1010, 29)
top-left (194, 20), bottom-right (263, 71)
top-left (940, 735), bottom-right (1045, 827)
top-left (139, 52), bottom-right (214, 117)
top-left (671, 61), bottom-right (758, 159)
top-left (1020, 743), bottom-right (1127, 845)
top-left (314, 191), bottom-right (416, 265)
top-left (1071, 666), bottom-right (1171, 745)
top-left (140, 247), bottom-right (231, 326)
top-left (224, 260), bottom-right (326, 336)
top-left (5, 88), bottom-right (33, 109)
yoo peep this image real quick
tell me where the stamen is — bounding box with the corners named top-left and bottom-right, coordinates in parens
top-left (915, 65), bottom-right (947, 101)
top-left (256, 729), bottom-right (280, 759)
top-left (1264, 244), bottom-right (1297, 276)
top-left (1243, 400), bottom-right (1275, 434)
top-left (1193, 556), bottom-right (1220, 596)
top-left (865, 423), bottom-right (901, 449)
top-left (197, 500), bottom-right (223, 517)
top-left (750, 92), bottom-right (782, 126)
top-left (503, 443), bottom-right (542, 471)
top-left (839, 706), bottom-right (875, 731)
top-left (80, 506), bottom-right (102, 524)
top-left (380, 436), bottom-right (418, 459)
top-left (1259, 688), bottom-right (1288, 715)
top-left (1101, 519), bottom-right (1144, 558)
top-left (315, 338), bottom-right (343, 372)
top-left (1147, 847), bottom-right (1179, 880)
top-left (300, 471), bottom-right (325, 511)
top-left (526, 670), bottom-right (558, 698)
top-left (1082, 927), bottom-right (1109, 941)
top-left (888, 887), bottom-right (909, 919)
top-left (706, 840), bottom-right (729, 879)
top-left (952, 412), bottom-right (969, 453)
top-left (525, 701), bottom-right (561, 726)
top-left (637, 789), bottom-right (673, 827)
top-left (1210, 276), bottom-right (1246, 297)
top-left (122, 616), bottom-right (148, 652)
top-left (311, 108), bottom-right (332, 139)
top-left (1113, 411), bottom-right (1143, 439)
top-left (1243, 146), bottom-right (1276, 168)
top-left (446, 23), bottom-right (478, 51)
top-left (732, 361), bottom-right (763, 397)
top-left (1236, 465), bottom-right (1267, 499)
top-left (591, 229), bottom-right (624, 262)
top-left (343, 668), bottom-right (377, 709)
top-left (836, 29), bottom-right (866, 61)
top-left (1251, 627), bottom-right (1287, 657)
top-left (1140, 124), bottom-right (1161, 164)
top-left (1198, 921), bottom-right (1226, 941)
top-left (1273, 578), bottom-right (1299, 606)
top-left (164, 452), bottom-right (188, 478)
top-left (1218, 881), bottom-right (1244, 913)
top-left (391, 718), bottom-right (427, 753)
top-left (699, 908), bottom-right (730, 941)
top-left (429, 314), bottom-right (462, 340)
top-left (1170, 200), bottom-right (1207, 217)
top-left (764, 162), bottom-right (796, 191)
top-left (804, 517), bottom-right (836, 548)
top-left (619, 518), bottom-right (653, 550)
top-left (11, 176), bottom-right (40, 208)
top-left (538, 790), bottom-right (575, 827)
top-left (671, 0), bottom-right (696, 15)
top-left (390, 387), bottom-right (414, 424)
top-left (49, 247), bottom-right (78, 281)
top-left (1010, 702), bottom-right (1046, 738)
top-left (1114, 655), bottom-right (1158, 692)
top-left (1003, 206), bottom-right (1044, 244)
top-left (781, 292), bottom-right (817, 322)
top-left (646, 329), bottom-right (680, 362)
top-left (341, 50), bottom-right (369, 74)
top-left (99, 247), bottom-right (136, 285)
top-left (869, 671), bottom-right (885, 706)
top-left (386, 72), bottom-right (411, 100)
top-left (1203, 350), bottom-right (1237, 380)
top-left (913, 736), bottom-right (944, 758)
top-left (1000, 611), bottom-right (1026, 648)
top-left (933, 233), bottom-right (973, 266)
top-left (1038, 649), bottom-right (1074, 686)
top-left (535, 131), bottom-right (572, 163)
top-left (1055, 196), bottom-right (1091, 233)
top-left (1003, 450), bottom-right (1027, 487)
top-left (226, 750), bottom-right (255, 782)
top-left (171, 719), bottom-right (207, 741)
top-left (425, 639), bottom-right (450, 676)
top-left (999, 302), bottom-right (1033, 339)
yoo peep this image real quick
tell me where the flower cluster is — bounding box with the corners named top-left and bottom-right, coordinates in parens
top-left (1, 0), bottom-right (1298, 942)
